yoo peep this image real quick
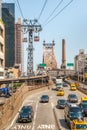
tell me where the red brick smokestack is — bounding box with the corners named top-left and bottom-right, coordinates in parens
top-left (61, 39), bottom-right (66, 68)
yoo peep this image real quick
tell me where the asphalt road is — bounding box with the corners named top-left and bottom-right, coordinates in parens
top-left (5, 83), bottom-right (87, 130)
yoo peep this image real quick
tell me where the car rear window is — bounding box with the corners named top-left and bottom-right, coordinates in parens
top-left (70, 95), bottom-right (77, 98)
top-left (70, 107), bottom-right (81, 112)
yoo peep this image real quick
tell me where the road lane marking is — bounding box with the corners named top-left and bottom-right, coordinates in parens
top-left (51, 102), bottom-right (54, 109)
top-left (32, 101), bottom-right (38, 130)
top-left (5, 112), bottom-right (19, 130)
top-left (37, 124), bottom-right (55, 129)
top-left (5, 89), bottom-right (50, 130)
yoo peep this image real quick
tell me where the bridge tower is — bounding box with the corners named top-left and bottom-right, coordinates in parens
top-left (43, 40), bottom-right (58, 70)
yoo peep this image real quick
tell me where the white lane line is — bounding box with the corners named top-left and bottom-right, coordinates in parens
top-left (5, 112), bottom-right (18, 130)
top-left (51, 102), bottom-right (54, 109)
top-left (32, 101), bottom-right (38, 130)
top-left (5, 105), bottom-right (24, 130)
top-left (5, 90), bottom-right (49, 130)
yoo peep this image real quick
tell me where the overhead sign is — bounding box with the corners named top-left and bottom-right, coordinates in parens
top-left (67, 63), bottom-right (74, 66)
top-left (39, 63), bottom-right (46, 67)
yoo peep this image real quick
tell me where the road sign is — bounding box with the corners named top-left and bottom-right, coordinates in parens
top-left (67, 63), bottom-right (74, 66)
top-left (39, 63), bottom-right (46, 67)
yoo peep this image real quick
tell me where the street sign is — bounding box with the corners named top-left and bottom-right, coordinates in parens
top-left (39, 63), bottom-right (46, 67)
top-left (67, 63), bottom-right (74, 66)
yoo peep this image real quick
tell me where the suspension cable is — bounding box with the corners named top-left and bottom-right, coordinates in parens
top-left (43, 0), bottom-right (74, 27)
top-left (38, 0), bottom-right (48, 20)
top-left (43, 0), bottom-right (63, 25)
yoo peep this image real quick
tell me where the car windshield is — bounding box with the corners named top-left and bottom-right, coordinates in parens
top-left (82, 101), bottom-right (87, 103)
top-left (70, 107), bottom-right (81, 112)
top-left (81, 103), bottom-right (87, 108)
top-left (59, 100), bottom-right (66, 104)
top-left (76, 124), bottom-right (87, 129)
top-left (63, 83), bottom-right (67, 86)
top-left (70, 112), bottom-right (83, 119)
top-left (56, 84), bottom-right (62, 87)
top-left (59, 90), bottom-right (63, 92)
top-left (70, 95), bottom-right (77, 98)
top-left (41, 95), bottom-right (48, 98)
top-left (21, 106), bottom-right (31, 113)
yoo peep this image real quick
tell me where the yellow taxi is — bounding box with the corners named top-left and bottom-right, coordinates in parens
top-left (71, 119), bottom-right (87, 130)
top-left (67, 77), bottom-right (70, 80)
top-left (75, 82), bottom-right (80, 87)
top-left (57, 89), bottom-right (64, 96)
top-left (70, 84), bottom-right (76, 91)
top-left (81, 96), bottom-right (87, 103)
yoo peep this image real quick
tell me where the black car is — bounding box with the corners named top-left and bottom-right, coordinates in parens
top-left (18, 105), bottom-right (34, 123)
top-left (63, 83), bottom-right (68, 87)
top-left (64, 103), bottom-right (83, 128)
top-left (80, 102), bottom-right (87, 116)
top-left (68, 94), bottom-right (78, 103)
top-left (40, 95), bottom-right (49, 103)
top-left (57, 99), bottom-right (67, 109)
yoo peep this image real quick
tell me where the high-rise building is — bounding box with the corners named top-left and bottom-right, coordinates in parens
top-left (0, 20), bottom-right (5, 79)
top-left (15, 18), bottom-right (23, 73)
top-left (0, 0), bottom-right (2, 18)
top-left (2, 3), bottom-right (15, 67)
top-left (0, 0), bottom-right (5, 78)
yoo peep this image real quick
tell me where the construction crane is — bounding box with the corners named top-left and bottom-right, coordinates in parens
top-left (23, 19), bottom-right (42, 76)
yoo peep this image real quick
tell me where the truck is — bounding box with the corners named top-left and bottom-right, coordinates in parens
top-left (55, 78), bottom-right (63, 91)
top-left (0, 87), bottom-right (11, 98)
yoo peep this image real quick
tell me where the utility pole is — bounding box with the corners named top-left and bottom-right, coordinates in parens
top-left (23, 19), bottom-right (42, 76)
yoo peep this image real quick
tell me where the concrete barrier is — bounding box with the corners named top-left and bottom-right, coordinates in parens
top-left (77, 86), bottom-right (87, 95)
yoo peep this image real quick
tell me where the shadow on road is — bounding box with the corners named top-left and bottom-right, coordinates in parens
top-left (59, 119), bottom-right (69, 129)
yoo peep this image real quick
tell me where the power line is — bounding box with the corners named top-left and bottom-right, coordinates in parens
top-left (43, 0), bottom-right (74, 27)
top-left (13, 0), bottom-right (20, 14)
top-left (43, 0), bottom-right (63, 25)
top-left (16, 0), bottom-right (24, 19)
top-left (38, 0), bottom-right (48, 20)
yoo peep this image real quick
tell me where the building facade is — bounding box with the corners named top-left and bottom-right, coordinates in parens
top-left (74, 49), bottom-right (87, 73)
top-left (0, 0), bottom-right (2, 18)
top-left (0, 19), bottom-right (5, 78)
top-left (15, 18), bottom-right (22, 73)
top-left (2, 3), bottom-right (15, 68)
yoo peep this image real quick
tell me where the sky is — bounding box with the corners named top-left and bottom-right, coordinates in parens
top-left (2, 0), bottom-right (87, 72)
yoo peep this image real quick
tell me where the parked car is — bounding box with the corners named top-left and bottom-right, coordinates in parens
top-left (17, 105), bottom-right (34, 123)
top-left (40, 95), bottom-right (49, 103)
top-left (57, 99), bottom-right (67, 109)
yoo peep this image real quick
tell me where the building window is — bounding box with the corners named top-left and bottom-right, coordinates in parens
top-left (0, 26), bottom-right (3, 37)
top-left (0, 72), bottom-right (4, 76)
top-left (0, 42), bottom-right (3, 52)
top-left (0, 58), bottom-right (3, 67)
